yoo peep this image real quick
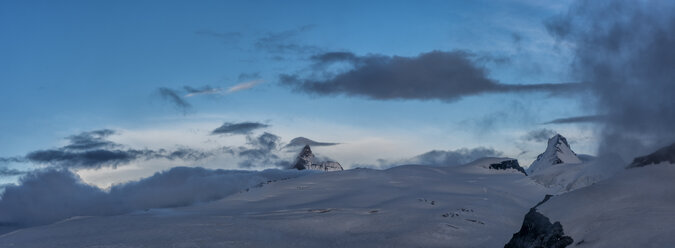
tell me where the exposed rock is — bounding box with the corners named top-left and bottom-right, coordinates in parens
top-left (505, 195), bottom-right (573, 248)
top-left (628, 142), bottom-right (675, 168)
top-left (489, 159), bottom-right (527, 175)
top-left (291, 145), bottom-right (343, 171)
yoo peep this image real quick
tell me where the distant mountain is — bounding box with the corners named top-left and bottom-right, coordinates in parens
top-left (527, 134), bottom-right (582, 174)
top-left (628, 142), bottom-right (675, 168)
top-left (526, 134), bottom-right (621, 192)
top-left (291, 145), bottom-right (343, 171)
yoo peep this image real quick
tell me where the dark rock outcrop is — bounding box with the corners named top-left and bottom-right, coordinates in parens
top-left (505, 195), bottom-right (573, 248)
top-left (291, 145), bottom-right (343, 171)
top-left (628, 142), bottom-right (675, 168)
top-left (489, 159), bottom-right (527, 175)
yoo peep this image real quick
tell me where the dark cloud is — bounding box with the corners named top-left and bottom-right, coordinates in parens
top-left (25, 149), bottom-right (146, 169)
top-left (546, 0), bottom-right (675, 160)
top-left (254, 25), bottom-right (320, 55)
top-left (280, 50), bottom-right (585, 102)
top-left (543, 115), bottom-right (606, 124)
top-left (523, 129), bottom-right (557, 142)
top-left (285, 137), bottom-right (339, 148)
top-left (158, 87), bottom-right (191, 113)
top-left (211, 122), bottom-right (270, 135)
top-left (0, 167), bottom-right (310, 230)
top-left (63, 129), bottom-right (117, 150)
top-left (16, 130), bottom-right (216, 169)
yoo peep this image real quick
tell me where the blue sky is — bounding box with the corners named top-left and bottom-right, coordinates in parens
top-left (1, 0), bottom-right (602, 187)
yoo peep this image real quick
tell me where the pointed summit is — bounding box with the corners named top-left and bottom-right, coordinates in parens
top-left (527, 134), bottom-right (582, 174)
top-left (291, 145), bottom-right (343, 171)
top-left (293, 145), bottom-right (315, 170)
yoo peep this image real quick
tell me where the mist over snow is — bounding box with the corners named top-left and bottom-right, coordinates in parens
top-left (0, 167), bottom-right (312, 229)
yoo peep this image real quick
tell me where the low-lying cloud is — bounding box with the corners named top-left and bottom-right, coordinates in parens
top-left (0, 167), bottom-right (311, 229)
top-left (363, 147), bottom-right (504, 169)
top-left (281, 50), bottom-right (585, 102)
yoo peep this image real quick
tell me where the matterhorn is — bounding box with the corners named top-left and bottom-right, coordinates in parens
top-left (291, 145), bottom-right (343, 171)
top-left (527, 134), bottom-right (582, 174)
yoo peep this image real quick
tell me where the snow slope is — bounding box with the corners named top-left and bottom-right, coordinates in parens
top-left (0, 159), bottom-right (548, 248)
top-left (538, 163), bottom-right (675, 247)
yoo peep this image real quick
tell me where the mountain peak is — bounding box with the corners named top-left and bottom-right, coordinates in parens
top-left (292, 145), bottom-right (343, 171)
top-left (527, 134), bottom-right (582, 174)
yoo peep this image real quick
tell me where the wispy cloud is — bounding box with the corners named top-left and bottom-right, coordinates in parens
top-left (158, 87), bottom-right (191, 113)
top-left (254, 25), bottom-right (320, 56)
top-left (184, 85), bottom-right (223, 97)
top-left (284, 137), bottom-right (339, 148)
top-left (226, 79), bottom-right (264, 94)
top-left (543, 115), bottom-right (606, 124)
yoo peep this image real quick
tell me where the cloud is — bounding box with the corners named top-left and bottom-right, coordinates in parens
top-left (25, 149), bottom-right (148, 169)
top-left (523, 129), bottom-right (557, 142)
top-left (0, 167), bottom-right (311, 229)
top-left (211, 122), bottom-right (270, 135)
top-left (280, 50), bottom-right (585, 102)
top-left (254, 25), bottom-right (320, 55)
top-left (15, 130), bottom-right (217, 170)
top-left (365, 147), bottom-right (504, 169)
top-left (543, 115), bottom-right (606, 124)
top-left (63, 129), bottom-right (118, 150)
top-left (237, 132), bottom-right (285, 168)
top-left (0, 157), bottom-right (25, 164)
top-left (158, 87), bottom-right (191, 113)
top-left (0, 167), bottom-right (25, 176)
top-left (546, 0), bottom-right (675, 160)
top-left (284, 137), bottom-right (339, 148)
top-left (226, 79), bottom-right (264, 93)
top-left (184, 85), bottom-right (222, 97)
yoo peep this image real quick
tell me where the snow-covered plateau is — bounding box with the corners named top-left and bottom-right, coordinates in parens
top-left (0, 134), bottom-right (674, 247)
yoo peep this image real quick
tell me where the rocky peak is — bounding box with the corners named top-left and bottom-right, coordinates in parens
top-left (292, 145), bottom-right (343, 171)
top-left (528, 134), bottom-right (582, 174)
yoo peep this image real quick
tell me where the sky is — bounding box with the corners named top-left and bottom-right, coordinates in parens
top-left (3, 0), bottom-right (667, 188)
